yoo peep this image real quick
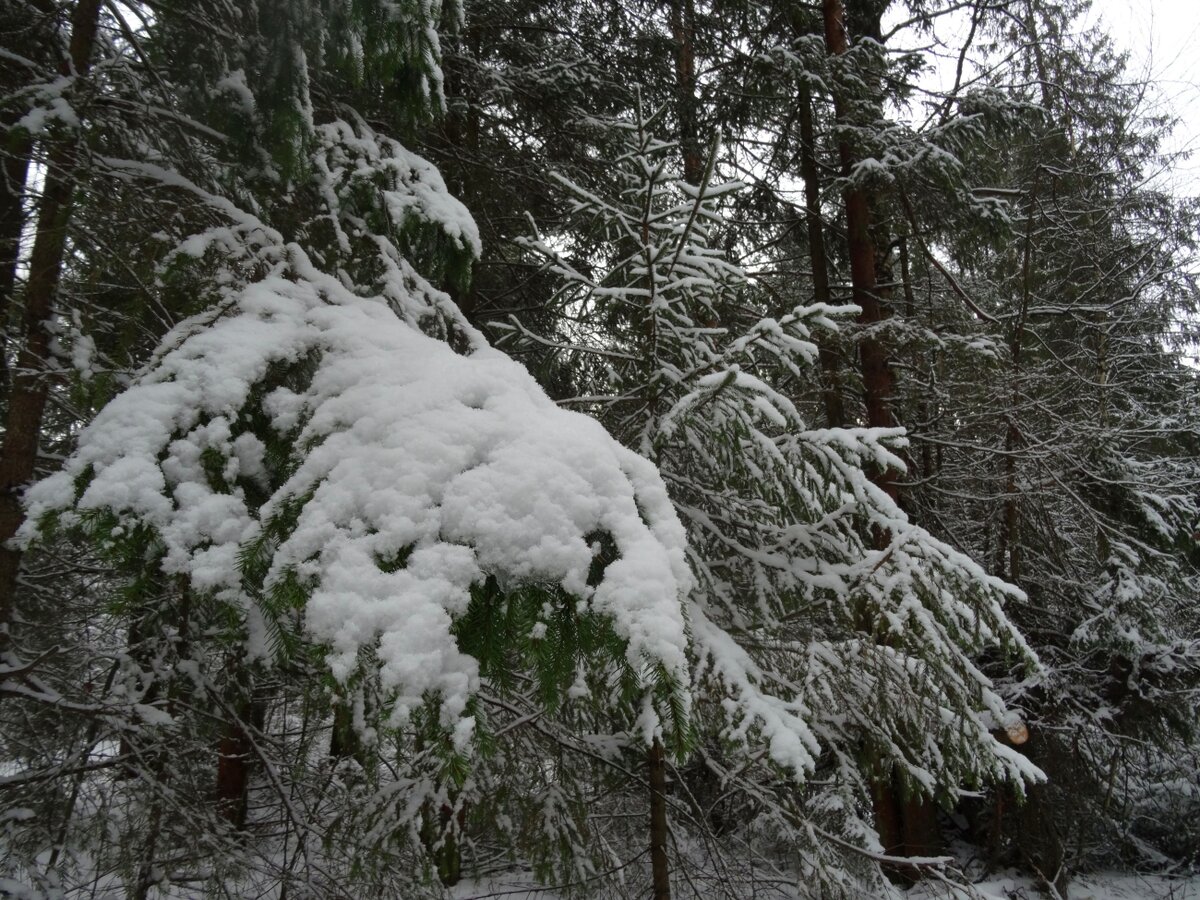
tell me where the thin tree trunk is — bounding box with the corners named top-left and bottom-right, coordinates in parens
top-left (822, 0), bottom-right (895, 464)
top-left (216, 711), bottom-right (253, 827)
top-left (440, 22), bottom-right (482, 321)
top-left (999, 173), bottom-right (1039, 583)
top-left (899, 236), bottom-right (933, 483)
top-left (421, 795), bottom-right (466, 887)
top-left (890, 249), bottom-right (937, 863)
top-left (0, 2), bottom-right (56, 355)
top-left (0, 0), bottom-right (102, 654)
top-left (648, 737), bottom-right (671, 900)
top-left (797, 80), bottom-right (845, 428)
top-left (0, 0), bottom-right (55, 334)
top-left (0, 121), bottom-right (31, 350)
top-left (133, 789), bottom-right (166, 900)
top-left (414, 725), bottom-right (467, 886)
top-left (647, 35), bottom-right (686, 880)
top-left (669, 0), bottom-right (702, 187)
top-left (328, 698), bottom-right (362, 763)
top-left (216, 661), bottom-right (268, 829)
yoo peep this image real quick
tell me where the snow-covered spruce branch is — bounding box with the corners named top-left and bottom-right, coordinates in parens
top-left (23, 119), bottom-right (695, 755)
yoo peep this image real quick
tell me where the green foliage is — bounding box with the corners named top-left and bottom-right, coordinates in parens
top-left (5, 0), bottom-right (1200, 896)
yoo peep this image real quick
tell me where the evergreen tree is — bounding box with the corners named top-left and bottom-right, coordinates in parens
top-left (904, 0), bottom-right (1200, 882)
top-left (4, 1), bottom-right (692, 894)
top-left (513, 100), bottom-right (1039, 896)
top-left (2, 0), bottom-right (1198, 896)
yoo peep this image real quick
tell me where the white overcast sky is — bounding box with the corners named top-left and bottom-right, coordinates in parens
top-left (879, 0), bottom-right (1200, 363)
top-left (1089, 0), bottom-right (1200, 193)
top-left (885, 0), bottom-right (1200, 195)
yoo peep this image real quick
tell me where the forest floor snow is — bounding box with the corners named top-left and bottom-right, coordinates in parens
top-left (910, 871), bottom-right (1200, 900)
top-left (451, 871), bottom-right (1200, 899)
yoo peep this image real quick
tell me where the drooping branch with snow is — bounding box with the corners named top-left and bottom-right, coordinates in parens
top-left (510, 105), bottom-right (1042, 870)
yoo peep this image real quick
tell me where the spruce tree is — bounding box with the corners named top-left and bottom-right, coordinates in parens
top-left (4, 2), bottom-right (693, 895)
top-left (513, 100), bottom-right (1040, 896)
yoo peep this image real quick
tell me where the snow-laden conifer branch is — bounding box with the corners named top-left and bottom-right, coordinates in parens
top-left (23, 118), bottom-right (694, 747)
top-left (510, 105), bottom-right (1042, 795)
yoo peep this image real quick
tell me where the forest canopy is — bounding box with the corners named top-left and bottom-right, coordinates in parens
top-left (0, 0), bottom-right (1197, 897)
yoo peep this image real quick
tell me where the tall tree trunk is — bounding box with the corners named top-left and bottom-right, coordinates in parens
top-left (797, 80), bottom-right (845, 428)
top-left (822, 0), bottom-right (895, 460)
top-left (0, 0), bottom-right (57, 346)
top-left (899, 236), bottom-right (933, 484)
top-left (650, 20), bottom-right (693, 874)
top-left (439, 21), bottom-right (482, 321)
top-left (648, 737), bottom-right (671, 900)
top-left (216, 664), bottom-right (267, 829)
top-left (999, 173), bottom-right (1039, 583)
top-left (669, 0), bottom-right (702, 187)
top-left (0, 0), bottom-right (102, 654)
top-left (0, 119), bottom-right (31, 371)
top-left (824, 0), bottom-right (942, 870)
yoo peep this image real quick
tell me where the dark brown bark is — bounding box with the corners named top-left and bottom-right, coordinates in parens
top-left (133, 793), bottom-right (165, 900)
top-left (652, 11), bottom-right (690, 872)
top-left (421, 798), bottom-right (466, 886)
top-left (216, 716), bottom-right (253, 827)
top-left (0, 83), bottom-right (30, 419)
top-left (797, 81), bottom-right (846, 428)
top-left (0, 0), bottom-right (102, 653)
top-left (1023, 0), bottom-right (1065, 136)
top-left (439, 25), bottom-right (482, 320)
top-left (0, 1), bottom-right (57, 341)
top-left (987, 788), bottom-right (1005, 869)
top-left (822, 0), bottom-right (895, 480)
top-left (872, 766), bottom-right (944, 863)
top-left (328, 699), bottom-right (361, 763)
top-left (669, 0), bottom-right (702, 187)
top-left (900, 790), bottom-right (941, 858)
top-left (0, 124), bottom-right (31, 351)
top-left (412, 726), bottom-right (466, 885)
top-left (999, 419), bottom-right (1021, 580)
top-left (824, 0), bottom-right (943, 870)
top-left (873, 771), bottom-right (942, 877)
top-left (824, 0), bottom-right (897, 496)
top-left (870, 774), bottom-right (904, 855)
top-left (1012, 732), bottom-right (1070, 895)
top-left (216, 668), bottom-right (267, 829)
top-left (648, 737), bottom-right (671, 900)
top-left (117, 616), bottom-right (156, 777)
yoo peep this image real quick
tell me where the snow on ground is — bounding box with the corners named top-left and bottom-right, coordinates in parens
top-left (909, 871), bottom-right (1200, 900)
top-left (449, 871), bottom-right (1200, 900)
top-left (451, 878), bottom-right (563, 900)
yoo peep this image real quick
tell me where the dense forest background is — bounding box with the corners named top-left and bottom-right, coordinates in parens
top-left (1, 0), bottom-right (1198, 897)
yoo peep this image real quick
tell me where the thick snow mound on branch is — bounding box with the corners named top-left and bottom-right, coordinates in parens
top-left (24, 259), bottom-right (692, 726)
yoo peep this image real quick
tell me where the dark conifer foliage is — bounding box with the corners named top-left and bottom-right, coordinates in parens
top-left (1, 0), bottom-right (1197, 897)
